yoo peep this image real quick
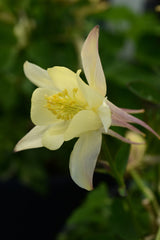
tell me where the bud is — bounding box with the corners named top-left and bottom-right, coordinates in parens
top-left (126, 131), bottom-right (146, 172)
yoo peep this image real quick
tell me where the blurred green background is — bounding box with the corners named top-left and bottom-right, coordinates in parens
top-left (1, 0), bottom-right (160, 239)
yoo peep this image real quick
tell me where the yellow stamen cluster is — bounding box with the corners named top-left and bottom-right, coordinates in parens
top-left (45, 88), bottom-right (88, 120)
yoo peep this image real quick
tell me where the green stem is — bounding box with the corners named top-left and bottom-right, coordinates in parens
top-left (157, 164), bottom-right (160, 198)
top-left (101, 137), bottom-right (126, 195)
top-left (130, 169), bottom-right (160, 218)
top-left (156, 226), bottom-right (160, 240)
top-left (125, 193), bottom-right (142, 234)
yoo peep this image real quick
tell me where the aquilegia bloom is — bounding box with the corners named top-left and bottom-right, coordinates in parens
top-left (15, 26), bottom-right (160, 190)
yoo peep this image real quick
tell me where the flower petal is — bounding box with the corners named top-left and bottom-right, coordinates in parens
top-left (42, 133), bottom-right (64, 150)
top-left (98, 99), bottom-right (111, 132)
top-left (24, 61), bottom-right (56, 89)
top-left (69, 130), bottom-right (102, 190)
top-left (42, 131), bottom-right (63, 151)
top-left (107, 129), bottom-right (144, 145)
top-left (64, 110), bottom-right (102, 141)
top-left (81, 25), bottom-right (106, 96)
top-left (31, 88), bottom-right (60, 125)
top-left (14, 125), bottom-right (47, 152)
top-left (76, 70), bottom-right (103, 109)
top-left (42, 121), bottom-right (68, 150)
top-left (47, 66), bottom-right (78, 91)
top-left (108, 100), bottom-right (160, 139)
top-left (112, 118), bottom-right (145, 136)
top-left (121, 108), bottom-right (145, 114)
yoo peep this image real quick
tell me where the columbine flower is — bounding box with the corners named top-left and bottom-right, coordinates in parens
top-left (14, 26), bottom-right (160, 190)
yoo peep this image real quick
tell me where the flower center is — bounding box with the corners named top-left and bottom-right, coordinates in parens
top-left (45, 88), bottom-right (88, 120)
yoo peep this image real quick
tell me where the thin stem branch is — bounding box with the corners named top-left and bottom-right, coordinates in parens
top-left (101, 137), bottom-right (126, 195)
top-left (156, 226), bottom-right (160, 240)
top-left (130, 169), bottom-right (160, 218)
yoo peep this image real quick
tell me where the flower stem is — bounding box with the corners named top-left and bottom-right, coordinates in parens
top-left (156, 226), bottom-right (160, 240)
top-left (130, 169), bottom-right (160, 218)
top-left (101, 137), bottom-right (126, 196)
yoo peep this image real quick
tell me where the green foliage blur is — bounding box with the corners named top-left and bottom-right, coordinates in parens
top-left (1, 0), bottom-right (160, 239)
top-left (57, 184), bottom-right (151, 240)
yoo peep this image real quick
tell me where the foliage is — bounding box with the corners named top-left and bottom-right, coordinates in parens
top-left (56, 184), bottom-right (150, 240)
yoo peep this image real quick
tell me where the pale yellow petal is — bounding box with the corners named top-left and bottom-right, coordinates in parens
top-left (47, 66), bottom-right (78, 91)
top-left (98, 99), bottom-right (111, 133)
top-left (14, 126), bottom-right (47, 152)
top-left (69, 130), bottom-right (102, 190)
top-left (81, 26), bottom-right (106, 96)
top-left (42, 131), bottom-right (64, 150)
top-left (64, 110), bottom-right (102, 141)
top-left (76, 70), bottom-right (103, 109)
top-left (24, 61), bottom-right (57, 89)
top-left (42, 121), bottom-right (68, 150)
top-left (31, 88), bottom-right (60, 125)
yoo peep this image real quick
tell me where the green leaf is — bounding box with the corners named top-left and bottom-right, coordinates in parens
top-left (136, 34), bottom-right (160, 66)
top-left (102, 6), bottom-right (136, 22)
top-left (128, 80), bottom-right (160, 104)
top-left (104, 59), bottom-right (160, 86)
top-left (56, 184), bottom-right (147, 240)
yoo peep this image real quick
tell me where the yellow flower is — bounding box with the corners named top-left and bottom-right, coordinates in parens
top-left (14, 26), bottom-right (160, 191)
